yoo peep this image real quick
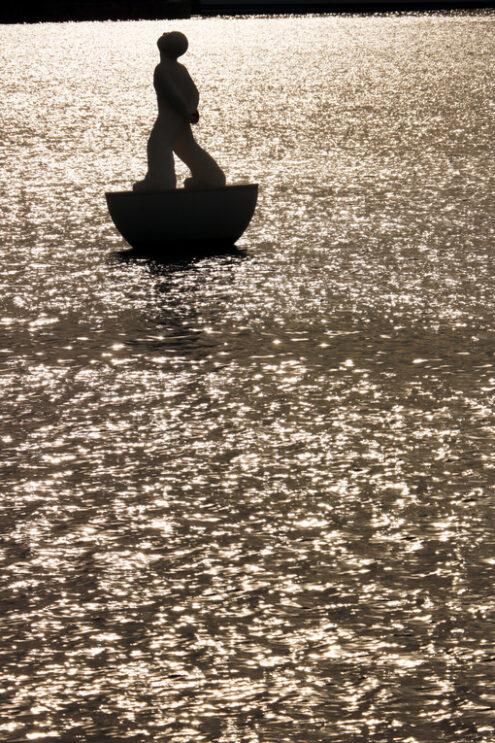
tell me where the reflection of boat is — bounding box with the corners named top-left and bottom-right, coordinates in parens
top-left (105, 184), bottom-right (258, 255)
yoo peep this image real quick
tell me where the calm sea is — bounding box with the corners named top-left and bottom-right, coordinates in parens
top-left (1, 12), bottom-right (494, 743)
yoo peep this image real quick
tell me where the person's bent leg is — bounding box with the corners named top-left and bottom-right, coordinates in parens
top-left (173, 125), bottom-right (226, 189)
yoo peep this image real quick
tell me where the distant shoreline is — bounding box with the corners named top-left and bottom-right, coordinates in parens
top-left (1, 0), bottom-right (493, 24)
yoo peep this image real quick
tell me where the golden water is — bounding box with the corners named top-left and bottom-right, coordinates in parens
top-left (1, 12), bottom-right (494, 743)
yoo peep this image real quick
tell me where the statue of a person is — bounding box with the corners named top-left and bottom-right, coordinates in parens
top-left (133, 32), bottom-right (226, 192)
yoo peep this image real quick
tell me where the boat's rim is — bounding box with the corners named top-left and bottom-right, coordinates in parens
top-left (106, 183), bottom-right (258, 196)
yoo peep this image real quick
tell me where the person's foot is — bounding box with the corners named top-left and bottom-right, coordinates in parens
top-left (184, 177), bottom-right (224, 190)
top-left (184, 177), bottom-right (202, 189)
top-left (132, 180), bottom-right (147, 192)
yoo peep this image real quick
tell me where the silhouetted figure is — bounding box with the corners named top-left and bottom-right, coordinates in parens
top-left (133, 32), bottom-right (226, 192)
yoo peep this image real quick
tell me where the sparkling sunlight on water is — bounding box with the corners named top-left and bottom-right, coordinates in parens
top-left (1, 12), bottom-right (494, 743)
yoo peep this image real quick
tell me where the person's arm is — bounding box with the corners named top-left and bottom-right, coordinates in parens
top-left (155, 67), bottom-right (197, 122)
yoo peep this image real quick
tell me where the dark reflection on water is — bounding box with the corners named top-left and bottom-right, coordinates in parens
top-left (1, 12), bottom-right (495, 743)
top-left (113, 244), bottom-right (248, 266)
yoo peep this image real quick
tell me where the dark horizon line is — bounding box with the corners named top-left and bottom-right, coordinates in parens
top-left (1, 0), bottom-right (493, 24)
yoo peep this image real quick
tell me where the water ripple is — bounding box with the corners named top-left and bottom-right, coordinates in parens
top-left (1, 12), bottom-right (495, 743)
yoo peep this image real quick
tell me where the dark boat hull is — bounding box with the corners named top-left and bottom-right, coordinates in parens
top-left (106, 184), bottom-right (258, 256)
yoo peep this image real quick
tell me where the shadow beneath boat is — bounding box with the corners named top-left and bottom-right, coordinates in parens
top-left (112, 241), bottom-right (248, 267)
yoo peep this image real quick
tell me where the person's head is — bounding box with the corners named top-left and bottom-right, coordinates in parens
top-left (157, 31), bottom-right (188, 60)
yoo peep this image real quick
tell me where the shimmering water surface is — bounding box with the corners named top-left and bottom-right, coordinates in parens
top-left (1, 12), bottom-right (495, 743)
